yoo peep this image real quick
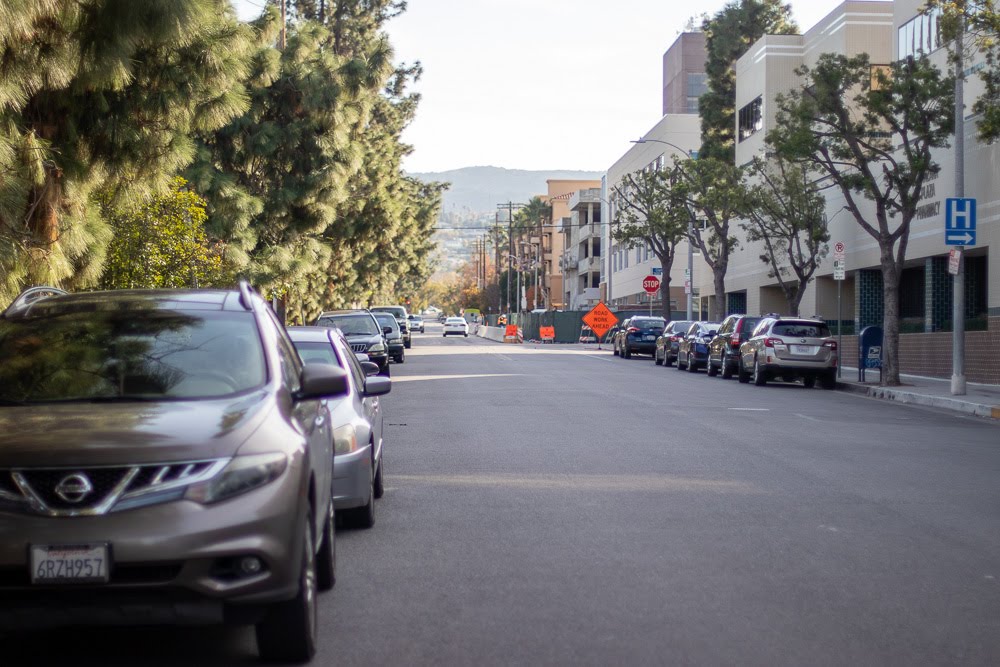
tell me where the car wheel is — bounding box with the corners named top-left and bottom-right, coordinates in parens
top-left (752, 358), bottom-right (767, 386)
top-left (373, 454), bottom-right (384, 499)
top-left (379, 361), bottom-right (390, 377)
top-left (464, 333), bottom-right (468, 337)
top-left (404, 340), bottom-right (411, 349)
top-left (802, 376), bottom-right (816, 389)
top-left (820, 371), bottom-right (837, 390)
top-left (654, 349), bottom-right (663, 365)
top-left (623, 343), bottom-right (631, 359)
top-left (443, 333), bottom-right (447, 337)
top-left (348, 465), bottom-right (375, 529)
top-left (612, 343), bottom-right (619, 356)
top-left (737, 358), bottom-right (751, 383)
top-left (676, 352), bottom-right (686, 370)
top-left (255, 513), bottom-right (318, 663)
top-left (316, 501), bottom-right (336, 591)
top-left (721, 357), bottom-right (734, 379)
top-left (664, 353), bottom-right (673, 367)
top-left (707, 358), bottom-right (718, 377)
top-left (688, 356), bottom-right (699, 372)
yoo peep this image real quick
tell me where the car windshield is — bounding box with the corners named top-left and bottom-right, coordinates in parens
top-left (374, 314), bottom-right (399, 332)
top-left (669, 321), bottom-right (693, 333)
top-left (446, 318), bottom-right (464, 324)
top-left (317, 313), bottom-right (379, 336)
top-left (773, 321), bottom-right (831, 337)
top-left (372, 307), bottom-right (404, 319)
top-left (292, 341), bottom-right (343, 368)
top-left (0, 309), bottom-right (266, 402)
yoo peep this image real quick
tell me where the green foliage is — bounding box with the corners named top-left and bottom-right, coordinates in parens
top-left (743, 156), bottom-right (829, 315)
top-left (768, 53), bottom-right (954, 384)
top-left (98, 177), bottom-right (230, 290)
top-left (699, 0), bottom-right (797, 162)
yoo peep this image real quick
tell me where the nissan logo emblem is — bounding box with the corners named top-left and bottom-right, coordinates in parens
top-left (54, 473), bottom-right (94, 504)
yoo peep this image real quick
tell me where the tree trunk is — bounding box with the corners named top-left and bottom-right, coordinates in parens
top-left (657, 254), bottom-right (675, 321)
top-left (880, 249), bottom-right (902, 386)
top-left (711, 267), bottom-right (726, 321)
top-left (788, 283), bottom-right (803, 317)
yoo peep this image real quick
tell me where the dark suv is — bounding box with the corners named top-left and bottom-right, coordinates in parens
top-left (370, 306), bottom-right (411, 349)
top-left (706, 315), bottom-right (762, 378)
top-left (0, 284), bottom-right (352, 662)
top-left (614, 316), bottom-right (666, 359)
top-left (373, 312), bottom-right (405, 364)
top-left (316, 309), bottom-right (390, 374)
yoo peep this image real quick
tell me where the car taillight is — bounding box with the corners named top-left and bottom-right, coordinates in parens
top-left (730, 339), bottom-right (741, 348)
top-left (671, 335), bottom-right (682, 341)
top-left (764, 337), bottom-right (782, 348)
top-left (627, 327), bottom-right (639, 333)
top-left (823, 341), bottom-right (838, 350)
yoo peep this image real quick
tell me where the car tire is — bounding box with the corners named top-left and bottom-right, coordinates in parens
top-left (802, 376), bottom-right (816, 389)
top-left (404, 340), bottom-right (411, 349)
top-left (707, 359), bottom-right (718, 376)
top-left (316, 501), bottom-right (336, 591)
top-left (654, 349), bottom-right (663, 365)
top-left (737, 358), bottom-right (751, 383)
top-left (612, 343), bottom-right (619, 356)
top-left (255, 514), bottom-right (318, 663)
top-left (443, 333), bottom-right (447, 337)
top-left (752, 358), bottom-right (767, 386)
top-left (820, 371), bottom-right (837, 390)
top-left (721, 357), bottom-right (734, 379)
top-left (623, 344), bottom-right (631, 359)
top-left (688, 356), bottom-right (698, 373)
top-left (664, 353), bottom-right (673, 367)
top-left (464, 333), bottom-right (468, 337)
top-left (676, 353), bottom-right (686, 370)
top-left (373, 454), bottom-right (384, 499)
top-left (378, 361), bottom-right (390, 377)
top-left (348, 465), bottom-right (375, 529)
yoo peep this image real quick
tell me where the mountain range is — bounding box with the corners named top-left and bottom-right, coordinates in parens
top-left (408, 166), bottom-right (603, 212)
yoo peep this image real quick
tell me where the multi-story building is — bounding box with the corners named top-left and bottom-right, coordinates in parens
top-left (543, 179), bottom-right (601, 309)
top-left (716, 0), bottom-right (998, 382)
top-left (561, 188), bottom-right (603, 310)
top-left (663, 32), bottom-right (708, 115)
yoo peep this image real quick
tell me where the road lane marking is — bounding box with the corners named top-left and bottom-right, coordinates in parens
top-left (392, 373), bottom-right (523, 383)
top-left (795, 413), bottom-right (823, 422)
top-left (393, 473), bottom-right (759, 494)
top-left (728, 408), bottom-right (770, 412)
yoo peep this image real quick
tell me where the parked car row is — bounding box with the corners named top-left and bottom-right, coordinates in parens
top-left (612, 312), bottom-right (839, 389)
top-left (316, 304), bottom-right (417, 373)
top-left (0, 284), bottom-right (396, 663)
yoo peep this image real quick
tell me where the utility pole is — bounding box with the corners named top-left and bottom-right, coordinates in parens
top-left (951, 10), bottom-right (966, 396)
top-left (498, 202), bottom-right (525, 318)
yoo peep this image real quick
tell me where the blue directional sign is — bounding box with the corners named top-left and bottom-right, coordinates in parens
top-left (945, 198), bottom-right (976, 246)
top-left (651, 267), bottom-right (663, 275)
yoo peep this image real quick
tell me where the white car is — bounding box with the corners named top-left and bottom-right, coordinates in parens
top-left (443, 317), bottom-right (469, 337)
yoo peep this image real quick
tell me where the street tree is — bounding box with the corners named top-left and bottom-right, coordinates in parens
top-left (926, 0), bottom-right (1000, 141)
top-left (512, 196), bottom-right (551, 307)
top-left (672, 157), bottom-right (747, 320)
top-left (610, 167), bottom-right (689, 320)
top-left (742, 155), bottom-right (830, 316)
top-left (700, 0), bottom-right (797, 163)
top-left (0, 0), bottom-right (253, 303)
top-left (769, 53), bottom-right (954, 386)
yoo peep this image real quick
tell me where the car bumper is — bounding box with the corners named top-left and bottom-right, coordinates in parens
top-left (0, 466), bottom-right (308, 627)
top-left (444, 329), bottom-right (467, 335)
top-left (760, 361), bottom-right (836, 376)
top-left (627, 339), bottom-right (658, 353)
top-left (333, 444), bottom-right (373, 510)
top-left (387, 341), bottom-right (404, 356)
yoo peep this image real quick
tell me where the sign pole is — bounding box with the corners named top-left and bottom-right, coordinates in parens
top-left (837, 279), bottom-right (842, 379)
top-left (951, 15), bottom-right (966, 396)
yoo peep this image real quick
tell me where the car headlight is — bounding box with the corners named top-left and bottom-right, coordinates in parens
top-left (185, 453), bottom-right (288, 504)
top-left (333, 424), bottom-right (359, 455)
top-left (368, 342), bottom-right (385, 353)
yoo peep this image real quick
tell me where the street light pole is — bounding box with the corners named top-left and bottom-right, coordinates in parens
top-left (951, 13), bottom-right (966, 396)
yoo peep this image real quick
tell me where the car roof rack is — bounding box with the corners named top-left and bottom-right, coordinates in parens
top-left (2, 285), bottom-right (69, 318)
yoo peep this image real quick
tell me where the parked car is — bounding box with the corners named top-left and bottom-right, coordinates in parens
top-left (654, 320), bottom-right (694, 366)
top-left (676, 321), bottom-right (721, 372)
top-left (738, 316), bottom-right (838, 388)
top-left (407, 314), bottom-right (425, 333)
top-left (614, 316), bottom-right (666, 359)
top-left (706, 315), bottom-right (762, 378)
top-left (606, 324), bottom-right (622, 353)
top-left (288, 327), bottom-right (390, 529)
top-left (370, 306), bottom-right (411, 349)
top-left (0, 284), bottom-right (347, 662)
top-left (443, 316), bottom-right (469, 337)
top-left (373, 312), bottom-right (405, 364)
top-left (316, 309), bottom-right (390, 375)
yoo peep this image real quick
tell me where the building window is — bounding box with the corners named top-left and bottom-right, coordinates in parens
top-left (738, 96), bottom-right (763, 142)
top-left (898, 8), bottom-right (942, 61)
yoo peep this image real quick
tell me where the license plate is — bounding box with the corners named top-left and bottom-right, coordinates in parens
top-left (791, 345), bottom-right (817, 355)
top-left (644, 335), bottom-right (656, 341)
top-left (30, 544), bottom-right (109, 584)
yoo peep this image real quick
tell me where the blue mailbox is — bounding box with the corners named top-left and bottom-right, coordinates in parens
top-left (858, 326), bottom-right (883, 382)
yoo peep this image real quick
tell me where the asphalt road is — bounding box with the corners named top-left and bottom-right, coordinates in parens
top-left (9, 322), bottom-right (1000, 665)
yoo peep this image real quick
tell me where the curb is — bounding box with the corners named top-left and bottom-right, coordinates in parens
top-left (837, 382), bottom-right (1000, 420)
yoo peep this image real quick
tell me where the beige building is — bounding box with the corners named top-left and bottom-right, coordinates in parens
top-left (543, 179), bottom-right (600, 309)
top-left (718, 0), bottom-right (999, 382)
top-left (561, 188), bottom-right (603, 310)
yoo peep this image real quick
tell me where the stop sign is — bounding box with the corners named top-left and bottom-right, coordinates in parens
top-left (642, 275), bottom-right (660, 294)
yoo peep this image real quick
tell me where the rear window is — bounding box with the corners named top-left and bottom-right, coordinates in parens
top-left (772, 321), bottom-right (831, 338)
top-left (737, 317), bottom-right (761, 333)
top-left (631, 318), bottom-right (665, 328)
top-left (668, 321), bottom-right (692, 333)
top-left (317, 313), bottom-right (379, 336)
top-left (292, 341), bottom-right (342, 368)
top-left (373, 314), bottom-right (399, 332)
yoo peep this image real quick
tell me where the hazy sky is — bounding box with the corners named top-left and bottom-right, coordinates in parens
top-left (233, 0), bottom-right (856, 173)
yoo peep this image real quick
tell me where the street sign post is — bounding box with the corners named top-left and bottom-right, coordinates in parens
top-left (582, 302), bottom-right (618, 350)
top-left (945, 198), bottom-right (976, 246)
top-left (834, 241), bottom-right (846, 377)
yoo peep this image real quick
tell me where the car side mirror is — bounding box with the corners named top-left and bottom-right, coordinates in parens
top-left (708, 330), bottom-right (718, 337)
top-left (360, 361), bottom-right (380, 377)
top-left (296, 363), bottom-right (349, 400)
top-left (364, 375), bottom-right (391, 397)
top-left (382, 326), bottom-right (393, 335)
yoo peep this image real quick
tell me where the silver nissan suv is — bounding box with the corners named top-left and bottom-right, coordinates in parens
top-left (737, 316), bottom-right (839, 389)
top-left (0, 284), bottom-right (357, 663)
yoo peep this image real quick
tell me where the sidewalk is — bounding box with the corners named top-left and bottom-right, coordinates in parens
top-left (837, 367), bottom-right (1000, 420)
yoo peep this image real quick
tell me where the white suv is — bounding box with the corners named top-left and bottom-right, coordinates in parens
top-left (737, 316), bottom-right (838, 389)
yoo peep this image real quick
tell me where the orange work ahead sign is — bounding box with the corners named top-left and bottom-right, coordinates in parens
top-left (504, 325), bottom-right (519, 338)
top-left (539, 326), bottom-right (555, 340)
top-left (582, 302), bottom-right (618, 340)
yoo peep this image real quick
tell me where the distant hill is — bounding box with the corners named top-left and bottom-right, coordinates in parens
top-left (408, 166), bottom-right (603, 212)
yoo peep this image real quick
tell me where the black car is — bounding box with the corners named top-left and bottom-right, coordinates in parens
top-left (373, 312), bottom-right (405, 364)
top-left (614, 316), bottom-right (666, 359)
top-left (654, 320), bottom-right (694, 366)
top-left (706, 314), bottom-right (762, 378)
top-left (315, 309), bottom-right (390, 374)
top-left (676, 321), bottom-right (721, 372)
